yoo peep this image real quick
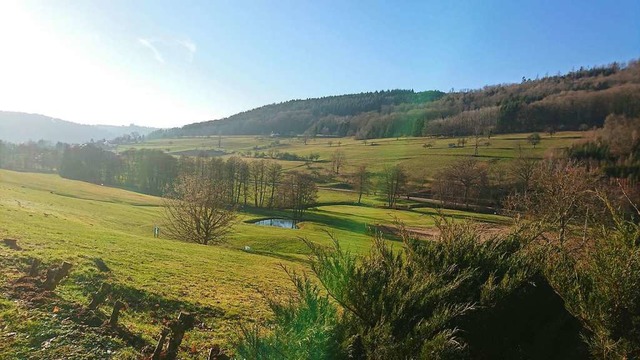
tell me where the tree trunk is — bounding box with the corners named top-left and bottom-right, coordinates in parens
top-left (208, 345), bottom-right (230, 360)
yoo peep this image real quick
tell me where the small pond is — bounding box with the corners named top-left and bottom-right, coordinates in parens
top-left (253, 218), bottom-right (298, 229)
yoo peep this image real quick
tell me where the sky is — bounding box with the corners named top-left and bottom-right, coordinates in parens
top-left (0, 0), bottom-right (638, 128)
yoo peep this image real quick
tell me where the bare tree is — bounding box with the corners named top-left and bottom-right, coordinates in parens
top-left (163, 173), bottom-right (237, 245)
top-left (278, 171), bottom-right (318, 219)
top-left (434, 158), bottom-right (488, 209)
top-left (266, 161), bottom-right (283, 208)
top-left (506, 160), bottom-right (600, 244)
top-left (250, 160), bottom-right (267, 207)
top-left (380, 164), bottom-right (407, 208)
top-left (352, 165), bottom-right (372, 204)
top-left (509, 151), bottom-right (538, 195)
top-left (331, 150), bottom-right (346, 175)
top-left (473, 124), bottom-right (482, 156)
top-left (599, 114), bottom-right (640, 157)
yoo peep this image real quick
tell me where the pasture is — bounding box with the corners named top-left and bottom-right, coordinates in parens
top-left (123, 131), bottom-right (584, 177)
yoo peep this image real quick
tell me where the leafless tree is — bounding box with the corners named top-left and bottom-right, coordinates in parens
top-left (331, 150), bottom-right (346, 175)
top-left (380, 164), bottom-right (407, 208)
top-left (266, 162), bottom-right (283, 208)
top-left (599, 114), bottom-right (640, 157)
top-left (277, 171), bottom-right (318, 219)
top-left (163, 173), bottom-right (237, 245)
top-left (433, 157), bottom-right (488, 209)
top-left (352, 165), bottom-right (372, 204)
top-left (506, 159), bottom-right (601, 244)
top-left (250, 160), bottom-right (267, 207)
top-left (509, 151), bottom-right (538, 195)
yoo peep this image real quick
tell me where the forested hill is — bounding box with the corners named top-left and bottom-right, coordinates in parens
top-left (151, 90), bottom-right (445, 138)
top-left (0, 111), bottom-right (158, 144)
top-left (151, 60), bottom-right (640, 139)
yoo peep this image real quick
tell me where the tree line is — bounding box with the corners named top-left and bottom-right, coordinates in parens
top-left (54, 143), bottom-right (318, 216)
top-left (0, 140), bottom-right (65, 173)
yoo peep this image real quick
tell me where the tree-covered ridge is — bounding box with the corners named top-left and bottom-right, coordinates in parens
top-left (150, 90), bottom-right (445, 138)
top-left (151, 60), bottom-right (640, 139)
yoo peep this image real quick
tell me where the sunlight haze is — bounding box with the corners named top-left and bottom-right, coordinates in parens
top-left (0, 0), bottom-right (637, 128)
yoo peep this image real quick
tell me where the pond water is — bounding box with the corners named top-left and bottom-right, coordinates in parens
top-left (253, 218), bottom-right (298, 229)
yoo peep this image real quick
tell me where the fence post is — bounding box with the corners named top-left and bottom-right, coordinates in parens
top-left (109, 300), bottom-right (125, 327)
top-left (151, 328), bottom-right (170, 360)
top-left (43, 262), bottom-right (72, 290)
top-left (165, 312), bottom-right (195, 360)
top-left (28, 258), bottom-right (41, 277)
top-left (88, 283), bottom-right (111, 310)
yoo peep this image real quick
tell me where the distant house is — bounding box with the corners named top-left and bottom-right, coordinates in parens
top-left (270, 132), bottom-right (280, 138)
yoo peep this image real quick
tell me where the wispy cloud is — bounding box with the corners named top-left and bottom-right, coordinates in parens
top-left (138, 38), bottom-right (165, 64)
top-left (178, 39), bottom-right (197, 63)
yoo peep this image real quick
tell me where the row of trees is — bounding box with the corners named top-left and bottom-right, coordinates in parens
top-left (344, 146), bottom-right (636, 215)
top-left (59, 145), bottom-right (178, 196)
top-left (0, 140), bottom-right (65, 172)
top-left (180, 156), bottom-right (317, 214)
top-left (163, 159), bottom-right (317, 245)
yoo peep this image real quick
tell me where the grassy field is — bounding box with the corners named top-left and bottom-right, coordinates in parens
top-left (0, 168), bottom-right (509, 358)
top-left (0, 131), bottom-right (585, 358)
top-left (124, 131), bottom-right (585, 177)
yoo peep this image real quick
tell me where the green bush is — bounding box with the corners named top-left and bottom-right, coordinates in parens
top-left (237, 219), bottom-right (589, 359)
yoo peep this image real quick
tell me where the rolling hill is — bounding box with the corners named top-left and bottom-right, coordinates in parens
top-left (0, 111), bottom-right (158, 144)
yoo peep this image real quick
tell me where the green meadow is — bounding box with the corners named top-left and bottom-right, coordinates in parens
top-left (1, 131), bottom-right (581, 358)
top-left (124, 131), bottom-right (584, 177)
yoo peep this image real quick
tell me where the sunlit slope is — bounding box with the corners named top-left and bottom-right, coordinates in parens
top-left (0, 170), bottom-right (315, 350)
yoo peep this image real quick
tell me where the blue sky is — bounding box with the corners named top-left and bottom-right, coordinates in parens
top-left (0, 0), bottom-right (638, 127)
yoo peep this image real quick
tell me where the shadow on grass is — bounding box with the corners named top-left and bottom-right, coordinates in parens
top-left (3, 270), bottom-right (147, 352)
top-left (74, 271), bottom-right (225, 322)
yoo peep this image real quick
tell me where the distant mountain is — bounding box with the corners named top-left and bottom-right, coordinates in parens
top-left (151, 59), bottom-right (640, 140)
top-left (0, 112), bottom-right (158, 144)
